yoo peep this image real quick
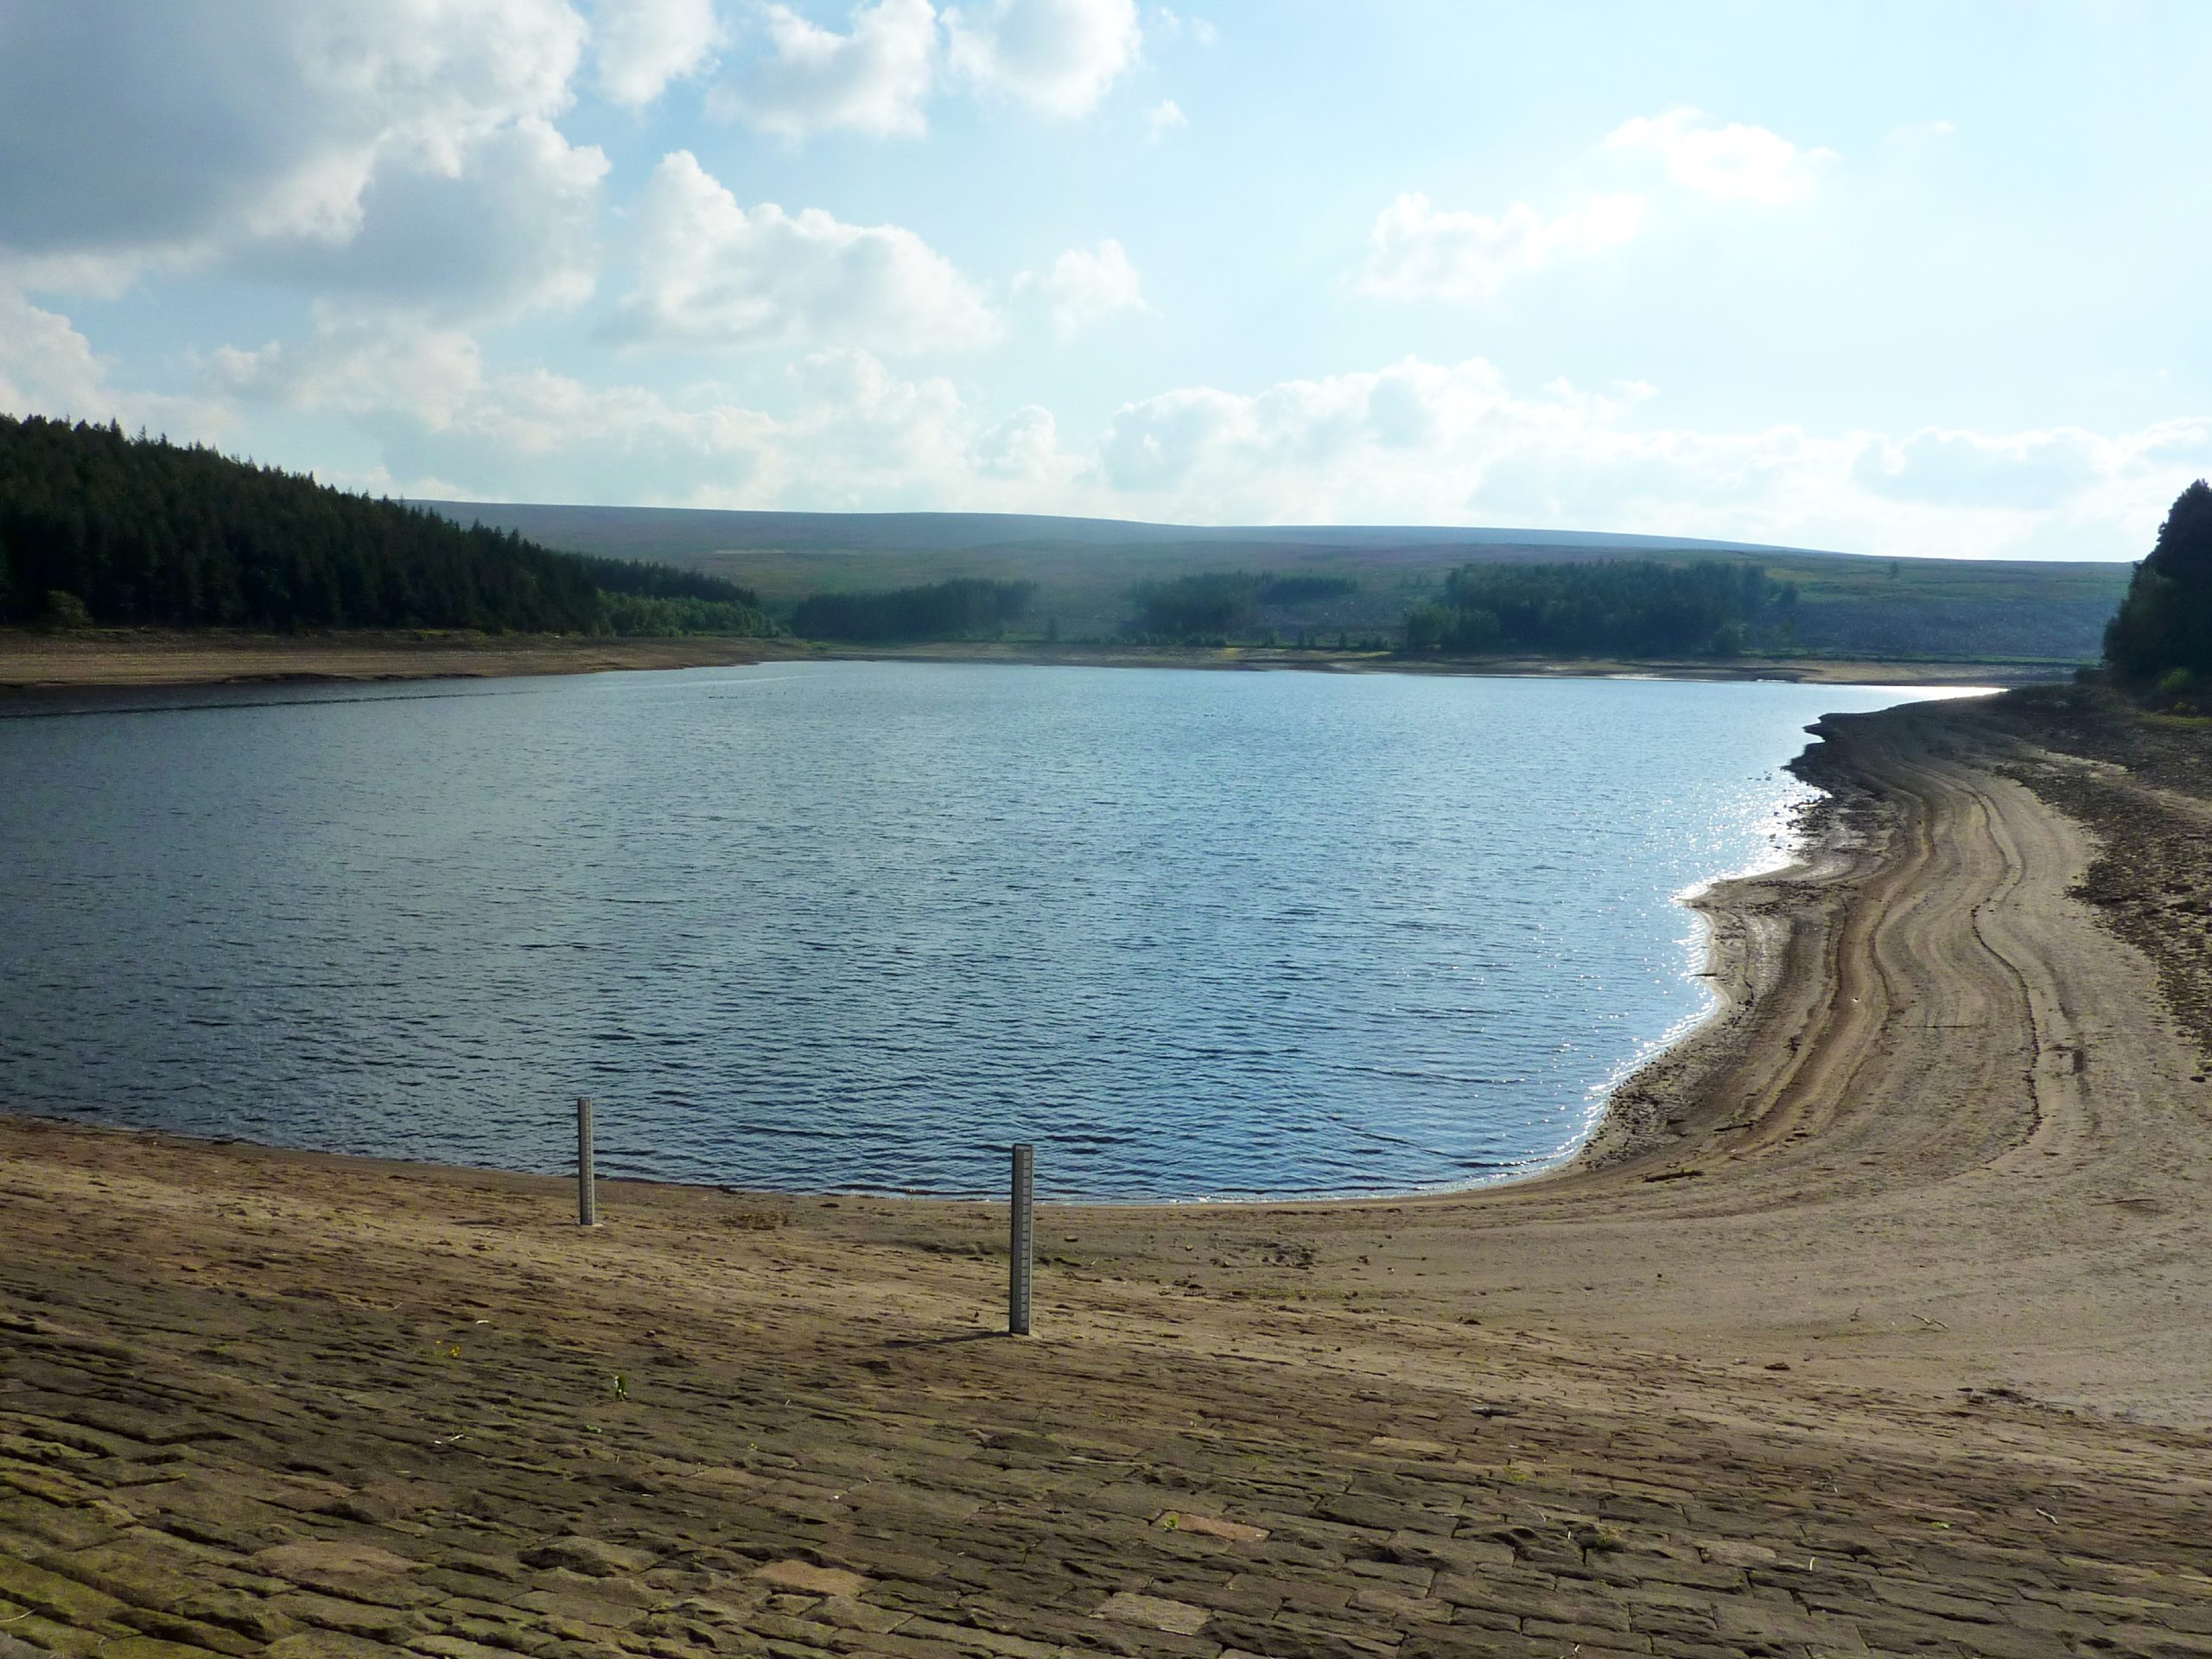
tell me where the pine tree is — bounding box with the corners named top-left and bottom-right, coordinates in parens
top-left (2105, 480), bottom-right (2212, 678)
top-left (0, 415), bottom-right (771, 637)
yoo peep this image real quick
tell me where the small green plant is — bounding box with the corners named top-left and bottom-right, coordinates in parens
top-left (2152, 667), bottom-right (2203, 715)
top-left (612, 1373), bottom-right (630, 1400)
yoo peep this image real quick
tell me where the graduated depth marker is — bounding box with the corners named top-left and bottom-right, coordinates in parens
top-left (577, 1096), bottom-right (599, 1227)
top-left (1008, 1143), bottom-right (1034, 1335)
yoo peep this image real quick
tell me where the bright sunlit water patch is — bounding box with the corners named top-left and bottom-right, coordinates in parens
top-left (0, 662), bottom-right (1976, 1198)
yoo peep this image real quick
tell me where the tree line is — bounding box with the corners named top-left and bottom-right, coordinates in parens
top-left (0, 416), bottom-right (772, 636)
top-left (2104, 480), bottom-right (2212, 694)
top-left (1403, 559), bottom-right (1790, 658)
top-left (789, 578), bottom-right (1034, 643)
top-left (1125, 571), bottom-right (1361, 644)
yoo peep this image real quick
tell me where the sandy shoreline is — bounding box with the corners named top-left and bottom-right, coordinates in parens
top-left (0, 625), bottom-right (2060, 693)
top-left (1555, 709), bottom-right (1899, 1180)
top-left (0, 629), bottom-right (774, 691)
top-left (3, 693), bottom-right (2210, 1655)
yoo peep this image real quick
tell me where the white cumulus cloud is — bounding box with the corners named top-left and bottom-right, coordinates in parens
top-left (1018, 238), bottom-right (1148, 338)
top-left (200, 307), bottom-right (2212, 557)
top-left (1144, 98), bottom-right (1186, 141)
top-left (0, 289), bottom-right (114, 420)
top-left (219, 316), bottom-right (1069, 512)
top-left (214, 309), bottom-right (489, 429)
top-left (944, 0), bottom-right (1141, 116)
top-left (1086, 356), bottom-right (2209, 560)
top-left (607, 150), bottom-right (1001, 353)
top-left (782, 346), bottom-right (975, 486)
top-left (0, 0), bottom-right (604, 321)
top-left (0, 287), bottom-right (226, 437)
top-left (217, 309), bottom-right (783, 503)
top-left (591, 0), bottom-right (724, 107)
top-left (709, 0), bottom-right (938, 140)
top-left (976, 404), bottom-right (1066, 481)
top-left (254, 118), bottom-right (607, 323)
top-left (1361, 108), bottom-right (1834, 304)
top-left (1605, 107), bottom-right (1834, 205)
top-left (1357, 191), bottom-right (1646, 302)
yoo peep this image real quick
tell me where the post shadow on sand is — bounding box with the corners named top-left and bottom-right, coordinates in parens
top-left (880, 1331), bottom-right (1005, 1351)
top-left (573, 1103), bottom-right (1039, 1338)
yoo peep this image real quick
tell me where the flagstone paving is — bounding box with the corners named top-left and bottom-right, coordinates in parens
top-left (2, 1121), bottom-right (2208, 1659)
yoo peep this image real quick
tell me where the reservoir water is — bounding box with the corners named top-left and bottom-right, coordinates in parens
top-left (0, 662), bottom-right (1960, 1198)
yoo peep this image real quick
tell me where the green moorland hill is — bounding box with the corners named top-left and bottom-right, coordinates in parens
top-left (425, 499), bottom-right (2131, 664)
top-left (0, 418), bottom-right (773, 636)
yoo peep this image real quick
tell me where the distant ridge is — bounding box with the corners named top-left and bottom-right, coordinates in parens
top-left (416, 499), bottom-right (1834, 561)
top-left (410, 496), bottom-right (2128, 664)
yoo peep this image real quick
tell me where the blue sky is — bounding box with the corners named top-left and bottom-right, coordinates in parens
top-left (1, 0), bottom-right (2206, 558)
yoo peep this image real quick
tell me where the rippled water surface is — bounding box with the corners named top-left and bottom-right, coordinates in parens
top-left (0, 663), bottom-right (1955, 1197)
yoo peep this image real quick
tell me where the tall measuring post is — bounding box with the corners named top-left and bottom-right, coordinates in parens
top-left (1008, 1142), bottom-right (1034, 1336)
top-left (576, 1096), bottom-right (598, 1227)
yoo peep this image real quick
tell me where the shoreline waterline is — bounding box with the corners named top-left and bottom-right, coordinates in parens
top-left (4, 677), bottom-right (1993, 1205)
top-left (0, 623), bottom-right (2063, 698)
top-left (8, 690), bottom-right (2206, 1659)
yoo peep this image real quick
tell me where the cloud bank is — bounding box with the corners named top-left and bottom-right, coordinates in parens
top-left (1359, 109), bottom-right (1829, 303)
top-left (1358, 192), bottom-right (1646, 302)
top-left (1019, 238), bottom-right (1149, 338)
top-left (188, 319), bottom-right (2212, 562)
top-left (708, 0), bottom-right (1143, 139)
top-left (709, 0), bottom-right (938, 139)
top-left (592, 0), bottom-right (724, 108)
top-left (944, 0), bottom-right (1142, 116)
top-left (607, 150), bottom-right (1001, 353)
top-left (0, 4), bottom-right (2194, 569)
top-left (0, 0), bottom-right (605, 320)
top-left (1605, 107), bottom-right (1834, 205)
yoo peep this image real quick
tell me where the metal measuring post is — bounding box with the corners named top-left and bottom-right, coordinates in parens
top-left (576, 1096), bottom-right (598, 1227)
top-left (1008, 1143), bottom-right (1034, 1335)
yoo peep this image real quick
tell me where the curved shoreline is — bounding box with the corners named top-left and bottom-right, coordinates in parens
top-left (0, 668), bottom-right (1967, 1205)
top-left (1552, 715), bottom-right (1899, 1181)
top-left (4, 696), bottom-right (2209, 1423)
top-left (0, 725), bottom-right (1872, 1205)
top-left (0, 710), bottom-right (1918, 1208)
top-left (5, 694), bottom-right (2211, 1658)
top-left (0, 696), bottom-right (2181, 1219)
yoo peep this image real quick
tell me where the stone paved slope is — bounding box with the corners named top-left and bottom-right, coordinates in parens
top-left (2, 1117), bottom-right (2208, 1659)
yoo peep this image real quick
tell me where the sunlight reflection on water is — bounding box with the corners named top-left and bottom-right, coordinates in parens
top-left (0, 664), bottom-right (1981, 1198)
